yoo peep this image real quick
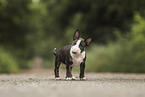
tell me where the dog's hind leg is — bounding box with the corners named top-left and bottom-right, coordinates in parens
top-left (54, 58), bottom-right (61, 80)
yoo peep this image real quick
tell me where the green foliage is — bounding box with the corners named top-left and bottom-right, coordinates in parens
top-left (0, 47), bottom-right (19, 73)
top-left (86, 14), bottom-right (145, 73)
top-left (0, 0), bottom-right (145, 73)
top-left (86, 41), bottom-right (145, 73)
top-left (132, 14), bottom-right (145, 42)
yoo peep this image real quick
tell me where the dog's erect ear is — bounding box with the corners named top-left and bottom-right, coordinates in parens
top-left (85, 38), bottom-right (91, 46)
top-left (73, 29), bottom-right (80, 40)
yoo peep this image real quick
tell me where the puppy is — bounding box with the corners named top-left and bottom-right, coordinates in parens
top-left (53, 30), bottom-right (91, 80)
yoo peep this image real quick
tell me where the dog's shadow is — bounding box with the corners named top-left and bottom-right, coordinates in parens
top-left (48, 78), bottom-right (87, 81)
top-left (47, 78), bottom-right (145, 82)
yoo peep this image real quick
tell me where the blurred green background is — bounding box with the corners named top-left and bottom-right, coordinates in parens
top-left (0, 0), bottom-right (145, 73)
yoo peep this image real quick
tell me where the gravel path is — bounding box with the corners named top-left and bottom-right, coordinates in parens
top-left (0, 70), bottom-right (145, 97)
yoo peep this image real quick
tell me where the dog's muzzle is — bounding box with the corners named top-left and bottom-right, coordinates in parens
top-left (72, 51), bottom-right (77, 54)
top-left (71, 45), bottom-right (81, 55)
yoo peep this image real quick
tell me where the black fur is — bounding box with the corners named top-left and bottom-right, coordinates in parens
top-left (53, 30), bottom-right (91, 79)
top-left (55, 45), bottom-right (73, 65)
top-left (54, 45), bottom-right (80, 78)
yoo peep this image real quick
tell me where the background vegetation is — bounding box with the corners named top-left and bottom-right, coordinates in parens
top-left (0, 0), bottom-right (145, 73)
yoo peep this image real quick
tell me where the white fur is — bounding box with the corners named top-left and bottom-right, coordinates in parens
top-left (55, 77), bottom-right (60, 80)
top-left (65, 77), bottom-right (72, 80)
top-left (71, 39), bottom-right (81, 54)
top-left (65, 77), bottom-right (76, 80)
top-left (70, 39), bottom-right (86, 67)
top-left (80, 77), bottom-right (86, 80)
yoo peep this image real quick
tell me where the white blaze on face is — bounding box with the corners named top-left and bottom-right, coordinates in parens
top-left (71, 39), bottom-right (81, 55)
top-left (70, 39), bottom-right (86, 66)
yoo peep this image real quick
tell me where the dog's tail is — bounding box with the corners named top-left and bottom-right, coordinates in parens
top-left (53, 48), bottom-right (57, 56)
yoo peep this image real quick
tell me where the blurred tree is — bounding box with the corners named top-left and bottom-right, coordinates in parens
top-left (0, 0), bottom-right (31, 48)
top-left (86, 14), bottom-right (145, 73)
top-left (41, 0), bottom-right (145, 43)
top-left (1, 0), bottom-right (145, 71)
top-left (0, 0), bottom-right (33, 68)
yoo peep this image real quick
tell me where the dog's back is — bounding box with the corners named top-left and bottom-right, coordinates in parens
top-left (53, 30), bottom-right (91, 80)
top-left (54, 45), bottom-right (72, 65)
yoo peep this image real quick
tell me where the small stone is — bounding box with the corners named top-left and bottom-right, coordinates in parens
top-left (29, 78), bottom-right (33, 80)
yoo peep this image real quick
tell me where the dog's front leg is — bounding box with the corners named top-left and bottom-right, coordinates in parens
top-left (66, 65), bottom-right (72, 80)
top-left (80, 62), bottom-right (86, 80)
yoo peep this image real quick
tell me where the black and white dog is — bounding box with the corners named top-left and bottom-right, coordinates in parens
top-left (53, 30), bottom-right (91, 80)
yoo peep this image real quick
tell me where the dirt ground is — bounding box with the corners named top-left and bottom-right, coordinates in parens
top-left (0, 69), bottom-right (145, 97)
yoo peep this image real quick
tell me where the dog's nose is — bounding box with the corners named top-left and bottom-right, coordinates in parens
top-left (72, 51), bottom-right (77, 54)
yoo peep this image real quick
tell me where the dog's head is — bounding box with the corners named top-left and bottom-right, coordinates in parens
top-left (71, 30), bottom-right (91, 55)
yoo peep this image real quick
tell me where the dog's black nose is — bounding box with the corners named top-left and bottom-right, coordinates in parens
top-left (72, 51), bottom-right (77, 54)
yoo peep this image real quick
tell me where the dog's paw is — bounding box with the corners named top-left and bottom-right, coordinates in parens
top-left (71, 76), bottom-right (76, 80)
top-left (55, 77), bottom-right (60, 80)
top-left (80, 77), bottom-right (86, 80)
top-left (65, 77), bottom-right (73, 80)
top-left (65, 77), bottom-right (76, 80)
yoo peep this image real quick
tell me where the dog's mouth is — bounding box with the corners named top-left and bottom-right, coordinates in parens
top-left (72, 51), bottom-right (77, 54)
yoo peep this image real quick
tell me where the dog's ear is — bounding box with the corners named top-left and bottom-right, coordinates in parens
top-left (85, 38), bottom-right (91, 46)
top-left (73, 29), bottom-right (80, 40)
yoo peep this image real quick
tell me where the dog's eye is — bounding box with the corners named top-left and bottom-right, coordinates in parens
top-left (80, 44), bottom-right (83, 47)
top-left (72, 40), bottom-right (78, 45)
top-left (80, 42), bottom-right (85, 47)
top-left (79, 42), bottom-right (86, 51)
top-left (73, 43), bottom-right (76, 45)
top-left (72, 42), bottom-right (77, 45)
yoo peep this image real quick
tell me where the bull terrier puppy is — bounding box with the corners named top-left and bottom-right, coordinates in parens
top-left (53, 30), bottom-right (91, 80)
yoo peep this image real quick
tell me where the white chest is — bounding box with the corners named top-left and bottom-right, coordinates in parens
top-left (70, 51), bottom-right (86, 66)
